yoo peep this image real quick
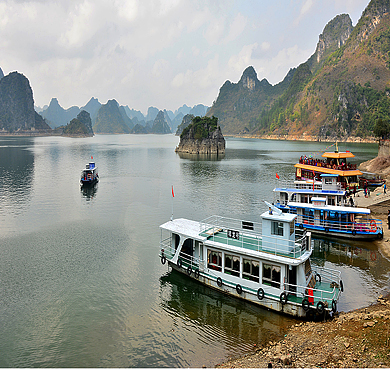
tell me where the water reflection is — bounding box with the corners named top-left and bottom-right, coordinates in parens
top-left (311, 237), bottom-right (390, 311)
top-left (0, 138), bottom-right (34, 216)
top-left (177, 152), bottom-right (225, 161)
top-left (159, 270), bottom-right (297, 365)
top-left (81, 184), bottom-right (98, 200)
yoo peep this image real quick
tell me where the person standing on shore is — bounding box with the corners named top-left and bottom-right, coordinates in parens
top-left (384, 183), bottom-right (387, 194)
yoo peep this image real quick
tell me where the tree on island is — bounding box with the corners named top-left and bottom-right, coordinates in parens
top-left (373, 118), bottom-right (390, 139)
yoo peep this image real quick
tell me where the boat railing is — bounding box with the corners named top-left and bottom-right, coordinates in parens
top-left (160, 236), bottom-right (176, 259)
top-left (297, 213), bottom-right (382, 234)
top-left (283, 266), bottom-right (342, 306)
top-left (200, 215), bottom-right (310, 258)
top-left (311, 265), bottom-right (342, 285)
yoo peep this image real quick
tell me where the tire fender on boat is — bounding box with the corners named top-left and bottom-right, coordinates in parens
top-left (194, 269), bottom-right (200, 279)
top-left (332, 300), bottom-right (337, 313)
top-left (317, 301), bottom-right (325, 314)
top-left (161, 255), bottom-right (166, 265)
top-left (177, 258), bottom-right (182, 268)
top-left (217, 277), bottom-right (223, 287)
top-left (280, 292), bottom-right (287, 305)
top-left (340, 279), bottom-right (344, 292)
top-left (302, 298), bottom-right (310, 311)
top-left (187, 266), bottom-right (192, 276)
top-left (315, 273), bottom-right (321, 283)
top-left (257, 288), bottom-right (264, 300)
top-left (236, 284), bottom-right (243, 295)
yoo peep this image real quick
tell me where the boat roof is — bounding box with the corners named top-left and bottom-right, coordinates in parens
top-left (160, 218), bottom-right (206, 241)
top-left (294, 163), bottom-right (362, 176)
top-left (321, 151), bottom-right (355, 159)
top-left (274, 187), bottom-right (345, 195)
top-left (261, 209), bottom-right (297, 222)
top-left (288, 201), bottom-right (370, 214)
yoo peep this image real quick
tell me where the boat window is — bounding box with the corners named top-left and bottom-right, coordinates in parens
top-left (262, 263), bottom-right (281, 288)
top-left (301, 195), bottom-right (309, 203)
top-left (224, 254), bottom-right (240, 277)
top-left (271, 221), bottom-right (284, 236)
top-left (207, 249), bottom-right (222, 272)
top-left (243, 259), bottom-right (259, 282)
top-left (290, 220), bottom-right (295, 236)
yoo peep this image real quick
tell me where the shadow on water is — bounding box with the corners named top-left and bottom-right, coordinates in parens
top-left (159, 269), bottom-right (298, 366)
top-left (0, 138), bottom-right (34, 215)
top-left (176, 152), bottom-right (225, 161)
top-left (80, 184), bottom-right (98, 200)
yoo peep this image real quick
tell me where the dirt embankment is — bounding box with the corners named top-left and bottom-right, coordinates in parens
top-left (217, 295), bottom-right (390, 368)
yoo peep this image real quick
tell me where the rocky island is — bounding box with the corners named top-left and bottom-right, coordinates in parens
top-left (175, 116), bottom-right (225, 155)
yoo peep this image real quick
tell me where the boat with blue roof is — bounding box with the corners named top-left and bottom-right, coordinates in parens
top-left (159, 202), bottom-right (343, 318)
top-left (274, 171), bottom-right (383, 240)
top-left (80, 159), bottom-right (99, 187)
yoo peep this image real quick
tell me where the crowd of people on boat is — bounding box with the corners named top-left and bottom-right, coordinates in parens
top-left (298, 156), bottom-right (357, 170)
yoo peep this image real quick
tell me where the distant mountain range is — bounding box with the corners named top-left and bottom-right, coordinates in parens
top-left (207, 0), bottom-right (390, 140)
top-left (37, 96), bottom-right (209, 135)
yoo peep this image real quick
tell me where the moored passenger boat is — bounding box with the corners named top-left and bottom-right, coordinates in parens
top-left (295, 144), bottom-right (361, 190)
top-left (159, 203), bottom-right (343, 319)
top-left (274, 174), bottom-right (383, 240)
top-left (80, 161), bottom-right (99, 186)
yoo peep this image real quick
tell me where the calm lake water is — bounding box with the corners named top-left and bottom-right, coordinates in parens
top-left (0, 135), bottom-right (389, 367)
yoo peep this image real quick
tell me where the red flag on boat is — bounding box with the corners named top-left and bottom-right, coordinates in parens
top-left (91, 156), bottom-right (93, 159)
top-left (172, 185), bottom-right (175, 198)
top-left (276, 173), bottom-right (280, 179)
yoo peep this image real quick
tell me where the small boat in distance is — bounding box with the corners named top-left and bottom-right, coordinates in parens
top-left (80, 160), bottom-right (98, 187)
top-left (159, 202), bottom-right (343, 319)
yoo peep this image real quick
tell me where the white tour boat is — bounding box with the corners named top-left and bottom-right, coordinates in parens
top-left (159, 202), bottom-right (343, 318)
top-left (274, 174), bottom-right (383, 240)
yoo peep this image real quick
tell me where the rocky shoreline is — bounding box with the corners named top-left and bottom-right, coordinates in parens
top-left (226, 134), bottom-right (379, 143)
top-left (217, 295), bottom-right (390, 368)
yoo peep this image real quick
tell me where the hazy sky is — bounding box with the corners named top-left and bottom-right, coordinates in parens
top-left (1, 0), bottom-right (369, 114)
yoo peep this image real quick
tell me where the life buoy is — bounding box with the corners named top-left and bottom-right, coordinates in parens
top-left (161, 255), bottom-right (166, 265)
top-left (257, 288), bottom-right (264, 300)
top-left (217, 277), bottom-right (223, 287)
top-left (177, 258), bottom-right (182, 268)
top-left (370, 220), bottom-right (377, 232)
top-left (317, 301), bottom-right (325, 314)
top-left (332, 300), bottom-right (337, 313)
top-left (187, 266), bottom-right (192, 276)
top-left (194, 269), bottom-right (200, 279)
top-left (280, 292), bottom-right (287, 305)
top-left (236, 284), bottom-right (243, 295)
top-left (302, 298), bottom-right (310, 312)
top-left (370, 251), bottom-right (377, 261)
